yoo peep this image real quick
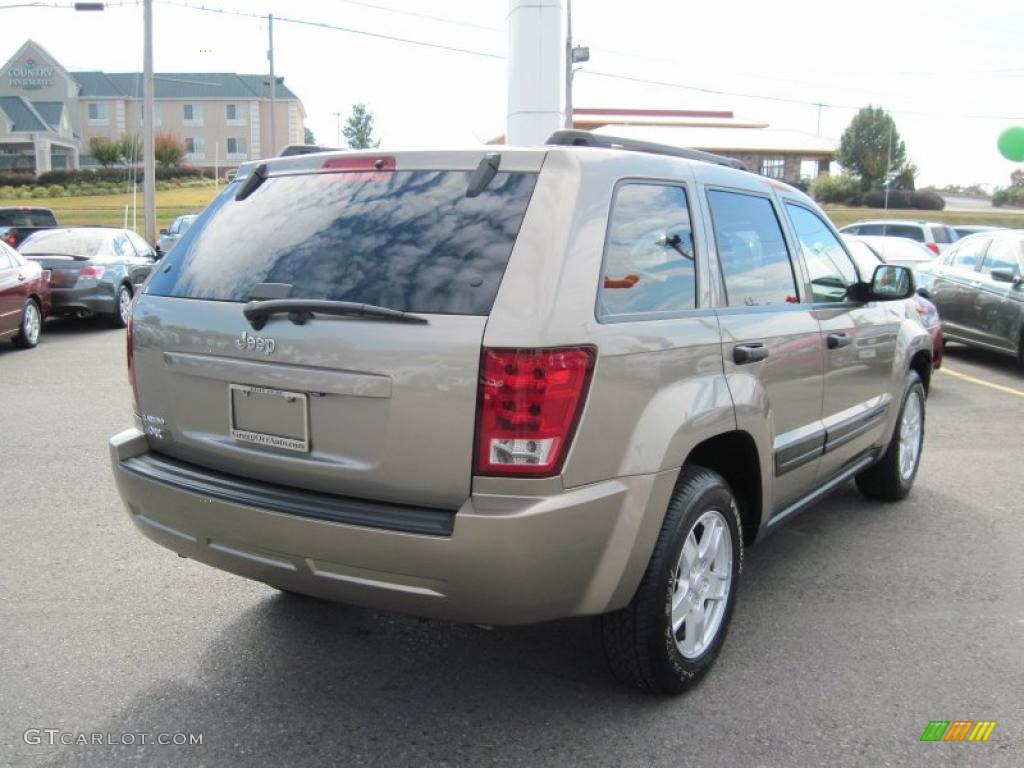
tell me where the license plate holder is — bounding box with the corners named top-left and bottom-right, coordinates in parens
top-left (229, 384), bottom-right (309, 453)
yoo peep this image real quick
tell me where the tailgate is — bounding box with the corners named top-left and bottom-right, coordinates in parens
top-left (132, 295), bottom-right (484, 509)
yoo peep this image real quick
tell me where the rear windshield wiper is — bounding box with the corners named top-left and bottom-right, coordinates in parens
top-left (243, 298), bottom-right (429, 330)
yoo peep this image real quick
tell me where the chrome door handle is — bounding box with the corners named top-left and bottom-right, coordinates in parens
top-left (733, 343), bottom-right (769, 364)
top-left (827, 332), bottom-right (851, 349)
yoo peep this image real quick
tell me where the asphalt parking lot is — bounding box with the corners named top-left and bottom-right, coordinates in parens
top-left (1, 321), bottom-right (1022, 768)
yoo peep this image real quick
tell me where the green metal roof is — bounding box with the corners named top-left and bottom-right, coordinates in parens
top-left (30, 101), bottom-right (64, 129)
top-left (71, 71), bottom-right (298, 100)
top-left (0, 96), bottom-right (48, 132)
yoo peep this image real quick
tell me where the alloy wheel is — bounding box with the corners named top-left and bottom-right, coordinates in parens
top-left (671, 509), bottom-right (733, 659)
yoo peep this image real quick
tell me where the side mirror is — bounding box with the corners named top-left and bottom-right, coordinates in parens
top-left (159, 228), bottom-right (168, 236)
top-left (868, 264), bottom-right (915, 301)
top-left (990, 268), bottom-right (1021, 285)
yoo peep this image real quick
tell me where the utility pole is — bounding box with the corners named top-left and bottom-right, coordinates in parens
top-left (268, 13), bottom-right (277, 155)
top-left (883, 120), bottom-right (893, 210)
top-left (333, 111), bottom-right (342, 147)
top-left (142, 0), bottom-right (155, 244)
top-left (815, 103), bottom-right (823, 136)
top-left (564, 0), bottom-right (572, 129)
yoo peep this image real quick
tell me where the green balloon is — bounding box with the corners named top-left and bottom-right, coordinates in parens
top-left (997, 126), bottom-right (1024, 162)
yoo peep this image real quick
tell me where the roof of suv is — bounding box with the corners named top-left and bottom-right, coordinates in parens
top-left (844, 219), bottom-right (949, 227)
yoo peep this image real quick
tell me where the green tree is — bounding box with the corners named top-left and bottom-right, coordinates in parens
top-left (304, 126), bottom-right (317, 145)
top-left (342, 103), bottom-right (380, 149)
top-left (119, 134), bottom-right (142, 165)
top-left (89, 137), bottom-right (122, 166)
top-left (153, 132), bottom-right (186, 167)
top-left (837, 106), bottom-right (907, 191)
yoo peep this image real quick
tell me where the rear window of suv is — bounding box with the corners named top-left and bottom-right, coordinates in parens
top-left (0, 208), bottom-right (57, 227)
top-left (146, 169), bottom-right (538, 315)
top-left (884, 224), bottom-right (925, 241)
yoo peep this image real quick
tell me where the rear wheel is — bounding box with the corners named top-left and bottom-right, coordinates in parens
top-left (600, 466), bottom-right (742, 694)
top-left (856, 370), bottom-right (925, 501)
top-left (111, 283), bottom-right (132, 328)
top-left (12, 298), bottom-right (41, 349)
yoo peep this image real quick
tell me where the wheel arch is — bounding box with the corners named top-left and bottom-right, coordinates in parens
top-left (683, 430), bottom-right (763, 546)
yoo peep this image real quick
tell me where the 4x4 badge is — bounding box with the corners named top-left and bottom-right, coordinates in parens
top-left (235, 330), bottom-right (276, 355)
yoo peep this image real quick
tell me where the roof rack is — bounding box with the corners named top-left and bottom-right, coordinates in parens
top-left (546, 129), bottom-right (748, 171)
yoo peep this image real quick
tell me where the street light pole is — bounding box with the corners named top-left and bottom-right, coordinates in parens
top-left (333, 111), bottom-right (342, 147)
top-left (142, 0), bottom-right (155, 243)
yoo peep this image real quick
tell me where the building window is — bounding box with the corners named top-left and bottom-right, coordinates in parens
top-left (87, 102), bottom-right (108, 125)
top-left (760, 156), bottom-right (786, 179)
top-left (183, 103), bottom-right (202, 125)
top-left (185, 137), bottom-right (205, 156)
top-left (225, 103), bottom-right (246, 123)
top-left (226, 137), bottom-right (246, 156)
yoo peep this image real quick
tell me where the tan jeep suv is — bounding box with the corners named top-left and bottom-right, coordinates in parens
top-left (109, 131), bottom-right (932, 693)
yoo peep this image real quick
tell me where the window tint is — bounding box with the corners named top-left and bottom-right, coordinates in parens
top-left (884, 224), bottom-right (925, 242)
top-left (982, 239), bottom-right (1021, 275)
top-left (786, 204), bottom-right (857, 302)
top-left (0, 209), bottom-right (57, 227)
top-left (599, 183), bottom-right (696, 317)
top-left (146, 170), bottom-right (538, 316)
top-left (951, 237), bottom-right (989, 270)
top-left (929, 225), bottom-right (953, 244)
top-left (708, 190), bottom-right (797, 307)
top-left (857, 223), bottom-right (886, 236)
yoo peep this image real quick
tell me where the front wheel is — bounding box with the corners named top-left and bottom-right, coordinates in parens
top-left (111, 284), bottom-right (133, 329)
top-left (856, 370), bottom-right (925, 501)
top-left (600, 466), bottom-right (742, 694)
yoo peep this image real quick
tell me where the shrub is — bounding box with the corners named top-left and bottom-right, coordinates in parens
top-left (46, 184), bottom-right (65, 197)
top-left (30, 186), bottom-right (51, 198)
top-left (89, 136), bottom-right (123, 166)
top-left (810, 174), bottom-right (861, 205)
top-left (861, 189), bottom-right (945, 210)
top-left (992, 186), bottom-right (1024, 208)
top-left (0, 172), bottom-right (36, 187)
top-left (154, 132), bottom-right (186, 167)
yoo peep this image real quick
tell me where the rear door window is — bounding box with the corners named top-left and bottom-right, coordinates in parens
top-left (929, 225), bottom-right (953, 244)
top-left (707, 190), bottom-right (798, 307)
top-left (884, 224), bottom-right (925, 241)
top-left (146, 170), bottom-right (538, 316)
top-left (951, 237), bottom-right (989, 270)
top-left (598, 183), bottom-right (697, 318)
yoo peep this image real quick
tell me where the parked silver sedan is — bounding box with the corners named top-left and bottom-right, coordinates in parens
top-left (915, 230), bottom-right (1024, 364)
top-left (841, 235), bottom-right (936, 272)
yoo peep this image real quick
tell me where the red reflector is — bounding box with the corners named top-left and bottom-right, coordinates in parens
top-left (126, 311), bottom-right (140, 416)
top-left (3, 232), bottom-right (15, 247)
top-left (475, 346), bottom-right (596, 477)
top-left (926, 242), bottom-right (940, 255)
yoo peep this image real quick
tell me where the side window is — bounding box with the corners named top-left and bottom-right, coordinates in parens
top-left (952, 237), bottom-right (989, 270)
top-left (707, 189), bottom-right (798, 307)
top-left (785, 204), bottom-right (858, 301)
top-left (929, 225), bottom-right (952, 245)
top-left (982, 240), bottom-right (1021, 275)
top-left (858, 223), bottom-right (885, 236)
top-left (885, 224), bottom-right (925, 242)
top-left (598, 183), bottom-right (697, 318)
top-left (127, 231), bottom-right (154, 257)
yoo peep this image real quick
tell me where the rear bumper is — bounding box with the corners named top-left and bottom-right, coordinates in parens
top-left (49, 284), bottom-right (115, 316)
top-left (109, 428), bottom-right (676, 625)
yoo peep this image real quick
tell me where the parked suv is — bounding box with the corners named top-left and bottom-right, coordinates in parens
top-left (109, 132), bottom-right (933, 693)
top-left (839, 219), bottom-right (957, 255)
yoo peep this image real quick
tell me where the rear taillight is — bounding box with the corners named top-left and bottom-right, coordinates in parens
top-left (475, 346), bottom-right (596, 477)
top-left (126, 311), bottom-right (141, 416)
top-left (78, 265), bottom-right (106, 280)
top-left (926, 242), bottom-right (940, 256)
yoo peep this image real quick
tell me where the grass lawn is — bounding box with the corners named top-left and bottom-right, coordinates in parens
top-left (822, 206), bottom-right (1024, 228)
top-left (4, 185), bottom-right (224, 234)
top-left (6, 184), bottom-right (1024, 236)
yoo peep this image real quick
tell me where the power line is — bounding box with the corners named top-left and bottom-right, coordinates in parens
top-left (578, 70), bottom-right (1024, 121)
top-left (152, 0), bottom-right (503, 60)
top-left (335, 0), bottom-right (501, 33)
top-left (137, 1), bottom-right (1024, 122)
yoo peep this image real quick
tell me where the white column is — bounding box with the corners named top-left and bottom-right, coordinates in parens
top-left (506, 0), bottom-right (566, 147)
top-left (34, 138), bottom-right (52, 174)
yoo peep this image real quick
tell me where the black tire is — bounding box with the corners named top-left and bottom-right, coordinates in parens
top-left (12, 298), bottom-right (42, 349)
top-left (600, 466), bottom-right (742, 694)
top-left (856, 370), bottom-right (925, 501)
top-left (111, 283), bottom-right (132, 329)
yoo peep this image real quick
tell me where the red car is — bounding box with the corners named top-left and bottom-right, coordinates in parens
top-left (0, 240), bottom-right (51, 349)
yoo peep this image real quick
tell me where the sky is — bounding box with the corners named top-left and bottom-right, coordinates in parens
top-left (3, 0), bottom-right (1023, 188)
